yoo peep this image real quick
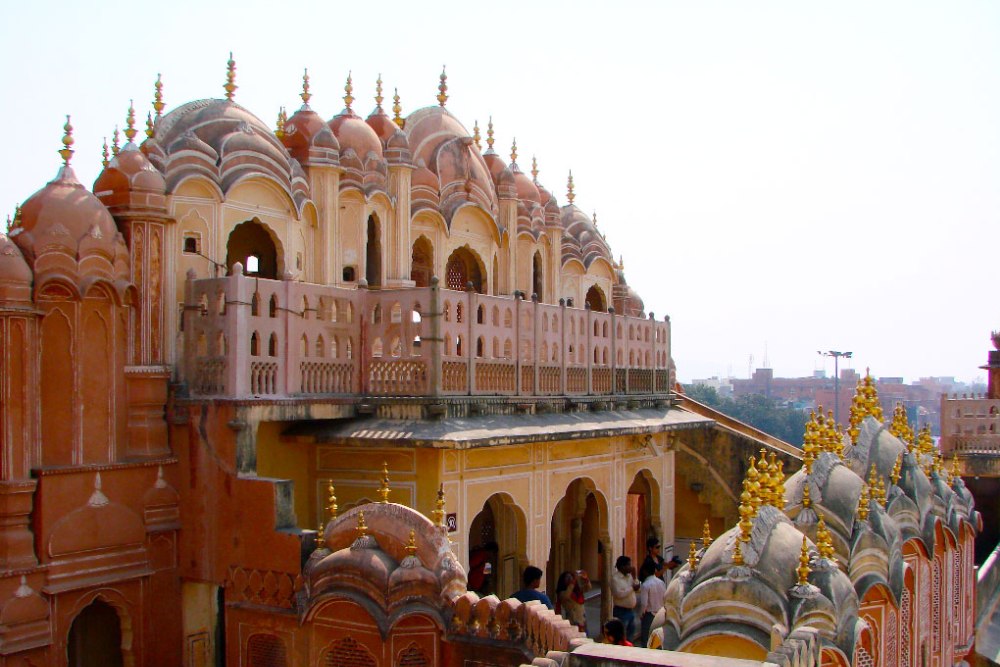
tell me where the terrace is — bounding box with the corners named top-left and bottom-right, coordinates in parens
top-left (179, 264), bottom-right (672, 402)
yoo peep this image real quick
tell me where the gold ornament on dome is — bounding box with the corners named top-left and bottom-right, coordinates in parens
top-left (343, 72), bottom-right (354, 112)
top-left (275, 107), bottom-right (286, 140)
top-left (796, 536), bottom-right (811, 586)
top-left (702, 520), bottom-right (712, 548)
top-left (153, 73), bottom-right (165, 119)
top-left (433, 484), bottom-right (446, 528)
top-left (224, 52), bottom-right (237, 101)
top-left (485, 116), bottom-right (495, 152)
top-left (731, 538), bottom-right (745, 566)
top-left (737, 479), bottom-right (754, 542)
top-left (356, 510), bottom-right (368, 538)
top-left (374, 73), bottom-right (383, 111)
top-left (889, 403), bottom-right (914, 446)
top-left (101, 138), bottom-right (109, 168)
top-left (891, 453), bottom-right (903, 486)
top-left (124, 100), bottom-right (137, 143)
top-left (950, 454), bottom-right (961, 485)
top-left (531, 156), bottom-right (539, 183)
top-left (877, 477), bottom-right (887, 507)
top-left (802, 480), bottom-right (812, 509)
top-left (774, 460), bottom-right (786, 507)
top-left (326, 481), bottom-right (338, 520)
top-left (301, 68), bottom-right (312, 106)
top-left (857, 483), bottom-right (870, 522)
top-left (510, 138), bottom-right (518, 165)
top-left (112, 126), bottom-right (120, 157)
top-left (145, 112), bottom-right (154, 139)
top-left (437, 66), bottom-right (448, 107)
top-left (405, 529), bottom-right (418, 557)
top-left (392, 88), bottom-right (404, 128)
top-left (802, 411), bottom-right (818, 472)
top-left (566, 170), bottom-right (575, 204)
top-left (58, 115), bottom-right (74, 166)
top-left (688, 542), bottom-right (699, 571)
top-left (816, 514), bottom-right (836, 561)
top-left (377, 461), bottom-right (391, 504)
top-left (472, 121), bottom-right (481, 150)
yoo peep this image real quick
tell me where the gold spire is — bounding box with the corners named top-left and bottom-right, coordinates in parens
top-left (374, 73), bottom-right (383, 111)
top-left (472, 121), bottom-right (481, 150)
top-left (153, 73), bottom-right (165, 120)
top-left (510, 138), bottom-right (518, 165)
top-left (774, 460), bottom-right (786, 507)
top-left (889, 403), bottom-right (914, 446)
top-left (406, 529), bottom-right (418, 556)
top-left (867, 463), bottom-right (879, 497)
top-left (101, 138), bottom-right (109, 168)
top-left (301, 68), bottom-right (312, 106)
top-left (755, 450), bottom-right (770, 506)
top-left (58, 115), bottom-right (74, 166)
top-left (275, 107), bottom-right (286, 140)
top-left (803, 411), bottom-right (817, 473)
top-left (732, 537), bottom-right (745, 566)
top-left (392, 88), bottom-right (404, 128)
top-left (531, 156), bottom-right (539, 183)
top-left (857, 483), bottom-right (870, 522)
top-left (145, 112), bottom-right (155, 139)
top-left (343, 71), bottom-right (354, 112)
top-left (891, 453), bottom-right (903, 486)
top-left (802, 480), bottom-right (812, 508)
top-left (877, 476), bottom-right (887, 507)
top-left (796, 535), bottom-right (811, 586)
top-left (377, 461), bottom-right (391, 503)
top-left (688, 541), bottom-right (699, 571)
top-left (356, 510), bottom-right (368, 538)
top-left (485, 116), bottom-right (495, 152)
top-left (702, 519), bottom-right (712, 548)
top-left (437, 66), bottom-right (448, 107)
top-left (112, 126), bottom-right (120, 157)
top-left (816, 514), bottom-right (836, 560)
top-left (432, 484), bottom-right (446, 528)
top-left (737, 479), bottom-right (754, 542)
top-left (326, 480), bottom-right (338, 520)
top-left (746, 456), bottom-right (762, 512)
top-left (123, 100), bottom-right (137, 143)
top-left (950, 454), bottom-right (961, 484)
top-left (566, 170), bottom-right (575, 204)
top-left (224, 52), bottom-right (237, 101)
top-left (916, 424), bottom-right (934, 456)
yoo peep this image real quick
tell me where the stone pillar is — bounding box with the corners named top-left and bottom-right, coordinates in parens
top-left (0, 480), bottom-right (37, 568)
top-left (386, 163), bottom-right (414, 287)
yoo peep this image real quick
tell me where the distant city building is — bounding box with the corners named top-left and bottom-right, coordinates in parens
top-left (689, 375), bottom-right (734, 397)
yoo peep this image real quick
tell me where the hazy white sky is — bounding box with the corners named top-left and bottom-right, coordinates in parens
top-left (2, 0), bottom-right (997, 383)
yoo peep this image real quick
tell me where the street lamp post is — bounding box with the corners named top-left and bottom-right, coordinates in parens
top-left (819, 350), bottom-right (853, 425)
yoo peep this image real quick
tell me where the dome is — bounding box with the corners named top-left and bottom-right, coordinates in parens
top-left (0, 232), bottom-right (32, 303)
top-left (404, 106), bottom-right (470, 166)
top-left (282, 107), bottom-right (340, 165)
top-left (561, 204), bottom-right (613, 268)
top-left (93, 144), bottom-right (167, 211)
top-left (385, 129), bottom-right (412, 166)
top-left (329, 111), bottom-right (382, 162)
top-left (511, 165), bottom-right (540, 204)
top-left (15, 165), bottom-right (121, 282)
top-left (366, 109), bottom-right (400, 146)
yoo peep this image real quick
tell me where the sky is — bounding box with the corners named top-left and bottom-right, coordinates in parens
top-left (1, 0), bottom-right (998, 384)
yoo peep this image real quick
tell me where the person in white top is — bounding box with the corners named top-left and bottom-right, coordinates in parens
top-left (636, 561), bottom-right (667, 647)
top-left (609, 555), bottom-right (640, 640)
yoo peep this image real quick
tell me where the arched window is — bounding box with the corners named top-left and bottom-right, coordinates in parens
top-left (445, 246), bottom-right (485, 293)
top-left (268, 333), bottom-right (278, 357)
top-left (68, 600), bottom-right (125, 667)
top-left (532, 251), bottom-right (544, 302)
top-left (365, 214), bottom-right (382, 287)
top-left (250, 332), bottom-right (260, 356)
top-left (227, 219), bottom-right (280, 279)
top-left (251, 292), bottom-right (260, 317)
top-left (269, 294), bottom-right (278, 318)
top-left (585, 285), bottom-right (607, 312)
top-left (410, 236), bottom-right (433, 287)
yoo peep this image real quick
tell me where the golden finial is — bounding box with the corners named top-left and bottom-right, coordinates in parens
top-left (531, 156), bottom-right (539, 183)
top-left (864, 372), bottom-right (883, 421)
top-left (437, 66), bottom-right (448, 107)
top-left (11, 204), bottom-right (21, 231)
top-left (738, 479), bottom-right (754, 542)
top-left (890, 403), bottom-right (914, 446)
top-left (101, 138), bottom-right (109, 168)
top-left (406, 529), bottom-right (418, 556)
top-left (816, 514), bottom-right (836, 560)
top-left (767, 452), bottom-right (779, 504)
top-left (224, 52), bottom-right (237, 101)
top-left (124, 100), bottom-right (137, 143)
top-left (950, 454), bottom-right (961, 484)
top-left (891, 453), bottom-right (903, 486)
top-left (774, 460), bottom-right (786, 507)
top-left (857, 483), bottom-right (870, 522)
top-left (275, 107), bottom-right (286, 140)
top-left (917, 424), bottom-right (934, 456)
top-left (796, 535), bottom-right (811, 586)
top-left (688, 541), bottom-right (699, 571)
top-left (343, 71), bottom-right (354, 112)
top-left (145, 112), bottom-right (155, 139)
top-left (755, 451), bottom-right (770, 507)
top-left (374, 73), bottom-right (383, 111)
top-left (112, 126), bottom-right (120, 157)
top-left (593, 211), bottom-right (598, 227)
top-left (732, 537), bottom-right (745, 566)
top-left (702, 520), bottom-right (712, 548)
top-left (356, 510), bottom-right (368, 538)
top-left (877, 476), bottom-right (887, 507)
top-left (58, 115), bottom-right (74, 166)
top-left (153, 73), bottom-right (165, 119)
top-left (566, 170), bottom-right (575, 204)
top-left (485, 116), bottom-right (495, 152)
top-left (326, 480), bottom-right (338, 520)
top-left (392, 88), bottom-right (404, 128)
top-left (867, 463), bottom-right (879, 494)
top-left (377, 461), bottom-right (391, 504)
top-left (510, 138), bottom-right (518, 165)
top-left (746, 456), bottom-right (762, 512)
top-left (803, 412), bottom-right (817, 473)
top-left (432, 484), bottom-right (446, 528)
top-left (301, 68), bottom-right (312, 106)
top-left (472, 121), bottom-right (481, 150)
top-left (802, 480), bottom-right (812, 508)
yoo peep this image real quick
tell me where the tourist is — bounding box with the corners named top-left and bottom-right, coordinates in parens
top-left (663, 555), bottom-right (683, 585)
top-left (636, 562), bottom-right (667, 647)
top-left (555, 569), bottom-right (591, 632)
top-left (602, 618), bottom-right (633, 647)
top-left (512, 566), bottom-right (553, 610)
top-left (609, 555), bottom-right (640, 640)
top-left (467, 541), bottom-right (498, 595)
top-left (641, 537), bottom-right (666, 579)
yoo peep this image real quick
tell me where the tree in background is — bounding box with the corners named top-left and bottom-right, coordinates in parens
top-left (683, 385), bottom-right (808, 447)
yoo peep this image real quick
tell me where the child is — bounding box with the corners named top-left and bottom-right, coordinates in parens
top-left (603, 618), bottom-right (633, 647)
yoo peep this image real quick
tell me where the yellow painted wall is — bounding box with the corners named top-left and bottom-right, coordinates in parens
top-left (683, 634), bottom-right (768, 661)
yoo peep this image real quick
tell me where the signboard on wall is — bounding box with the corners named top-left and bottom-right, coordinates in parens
top-left (446, 513), bottom-right (458, 533)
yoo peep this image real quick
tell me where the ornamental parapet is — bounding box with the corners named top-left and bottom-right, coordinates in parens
top-left (180, 268), bottom-right (672, 401)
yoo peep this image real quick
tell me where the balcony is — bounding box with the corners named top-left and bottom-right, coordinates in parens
top-left (179, 267), bottom-right (672, 401)
top-left (940, 395), bottom-right (1000, 476)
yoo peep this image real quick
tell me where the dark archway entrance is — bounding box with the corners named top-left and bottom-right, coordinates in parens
top-left (445, 246), bottom-right (484, 293)
top-left (68, 600), bottom-right (124, 667)
top-left (585, 285), bottom-right (607, 312)
top-left (468, 493), bottom-right (527, 599)
top-left (410, 236), bottom-right (433, 287)
top-left (532, 251), bottom-right (544, 302)
top-left (227, 220), bottom-right (280, 279)
top-left (365, 215), bottom-right (382, 287)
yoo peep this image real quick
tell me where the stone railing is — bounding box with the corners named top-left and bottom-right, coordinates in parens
top-left (181, 268), bottom-right (672, 400)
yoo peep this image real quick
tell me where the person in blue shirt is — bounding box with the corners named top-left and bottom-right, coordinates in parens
top-left (511, 566), bottom-right (553, 609)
